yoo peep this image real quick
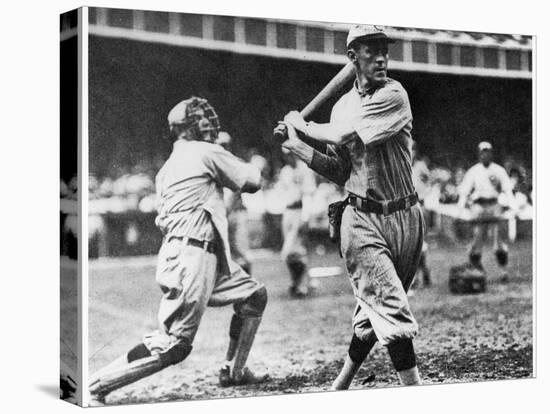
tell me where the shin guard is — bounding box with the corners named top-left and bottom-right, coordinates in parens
top-left (89, 342), bottom-right (191, 397)
top-left (231, 316), bottom-right (262, 381)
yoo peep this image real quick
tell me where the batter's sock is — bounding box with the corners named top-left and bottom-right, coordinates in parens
top-left (397, 366), bottom-right (422, 386)
top-left (331, 355), bottom-right (361, 390)
top-left (387, 339), bottom-right (421, 386)
top-left (332, 333), bottom-right (377, 390)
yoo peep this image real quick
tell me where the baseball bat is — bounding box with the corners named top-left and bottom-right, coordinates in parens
top-left (273, 61), bottom-right (356, 144)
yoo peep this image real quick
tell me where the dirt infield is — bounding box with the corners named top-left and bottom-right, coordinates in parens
top-left (88, 239), bottom-right (533, 405)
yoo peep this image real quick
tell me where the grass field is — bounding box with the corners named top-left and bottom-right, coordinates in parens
top-left (88, 238), bottom-right (533, 405)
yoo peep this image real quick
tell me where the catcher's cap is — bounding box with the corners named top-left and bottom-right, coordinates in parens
top-left (167, 96), bottom-right (217, 125)
top-left (168, 100), bottom-right (189, 126)
top-left (478, 141), bottom-right (493, 151)
top-left (167, 97), bottom-right (200, 126)
top-left (346, 24), bottom-right (395, 48)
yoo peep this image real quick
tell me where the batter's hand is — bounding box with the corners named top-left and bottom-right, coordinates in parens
top-left (284, 111), bottom-right (307, 133)
top-left (280, 121), bottom-right (302, 153)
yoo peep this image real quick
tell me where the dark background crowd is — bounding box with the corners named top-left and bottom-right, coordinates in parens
top-left (60, 26), bottom-right (533, 259)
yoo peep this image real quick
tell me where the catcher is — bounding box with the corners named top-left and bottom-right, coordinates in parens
top-left (88, 97), bottom-right (268, 404)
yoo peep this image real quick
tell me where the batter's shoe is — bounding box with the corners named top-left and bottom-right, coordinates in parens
top-left (219, 366), bottom-right (269, 387)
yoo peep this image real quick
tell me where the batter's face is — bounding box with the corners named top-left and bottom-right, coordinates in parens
top-left (349, 39), bottom-right (390, 87)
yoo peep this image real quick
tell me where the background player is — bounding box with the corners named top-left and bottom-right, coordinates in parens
top-left (88, 97), bottom-right (268, 404)
top-left (458, 141), bottom-right (515, 282)
top-left (278, 152), bottom-right (317, 298)
top-left (412, 141), bottom-right (432, 287)
top-left (280, 24), bottom-right (424, 389)
top-left (216, 131), bottom-right (253, 275)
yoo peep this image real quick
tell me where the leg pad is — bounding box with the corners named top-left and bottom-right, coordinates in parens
top-left (127, 343), bottom-right (151, 363)
top-left (229, 314), bottom-right (243, 341)
top-left (236, 286), bottom-right (268, 317)
top-left (159, 341), bottom-right (192, 366)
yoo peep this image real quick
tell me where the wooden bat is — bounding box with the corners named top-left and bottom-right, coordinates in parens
top-left (273, 61), bottom-right (356, 144)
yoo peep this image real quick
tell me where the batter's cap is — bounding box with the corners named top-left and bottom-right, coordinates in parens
top-left (478, 141), bottom-right (493, 151)
top-left (346, 24), bottom-right (395, 48)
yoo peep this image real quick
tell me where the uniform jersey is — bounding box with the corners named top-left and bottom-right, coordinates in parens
top-left (155, 140), bottom-right (260, 265)
top-left (330, 78), bottom-right (415, 201)
top-left (459, 162), bottom-right (512, 202)
top-left (329, 78), bottom-right (424, 346)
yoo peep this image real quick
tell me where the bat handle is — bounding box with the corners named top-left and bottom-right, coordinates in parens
top-left (272, 123), bottom-right (288, 145)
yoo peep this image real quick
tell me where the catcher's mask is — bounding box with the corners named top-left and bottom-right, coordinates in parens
top-left (167, 97), bottom-right (220, 142)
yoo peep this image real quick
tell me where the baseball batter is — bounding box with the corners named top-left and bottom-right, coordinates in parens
top-left (458, 141), bottom-right (514, 282)
top-left (281, 25), bottom-right (424, 389)
top-left (89, 97), bottom-right (268, 404)
top-left (279, 153), bottom-right (317, 297)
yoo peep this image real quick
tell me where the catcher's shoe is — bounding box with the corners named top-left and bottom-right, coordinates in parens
top-left (219, 366), bottom-right (269, 387)
top-left (219, 365), bottom-right (232, 387)
top-left (88, 392), bottom-right (106, 407)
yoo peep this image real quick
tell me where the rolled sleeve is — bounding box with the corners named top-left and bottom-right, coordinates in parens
top-left (353, 85), bottom-right (412, 146)
top-left (205, 146), bottom-right (261, 192)
top-left (309, 145), bottom-right (351, 186)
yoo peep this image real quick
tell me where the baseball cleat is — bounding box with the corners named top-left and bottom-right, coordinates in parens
top-left (219, 366), bottom-right (269, 387)
top-left (88, 392), bottom-right (106, 407)
top-left (218, 365), bottom-right (232, 387)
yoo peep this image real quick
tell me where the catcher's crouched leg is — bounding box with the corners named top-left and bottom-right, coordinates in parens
top-left (89, 340), bottom-right (192, 400)
top-left (220, 286), bottom-right (268, 387)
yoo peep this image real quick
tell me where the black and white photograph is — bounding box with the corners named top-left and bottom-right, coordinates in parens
top-left (59, 7), bottom-right (79, 404)
top-left (74, 5), bottom-right (535, 407)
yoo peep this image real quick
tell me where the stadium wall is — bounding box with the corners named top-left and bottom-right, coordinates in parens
top-left (89, 36), bottom-right (532, 176)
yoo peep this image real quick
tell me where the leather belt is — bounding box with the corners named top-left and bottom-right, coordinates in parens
top-left (348, 193), bottom-right (418, 216)
top-left (168, 236), bottom-right (217, 254)
top-left (473, 197), bottom-right (498, 206)
top-left (286, 201), bottom-right (303, 210)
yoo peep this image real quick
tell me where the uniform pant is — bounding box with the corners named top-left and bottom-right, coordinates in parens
top-left (469, 203), bottom-right (508, 261)
top-left (340, 204), bottom-right (424, 346)
top-left (281, 208), bottom-right (309, 293)
top-left (143, 236), bottom-right (264, 353)
top-left (227, 209), bottom-right (251, 271)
